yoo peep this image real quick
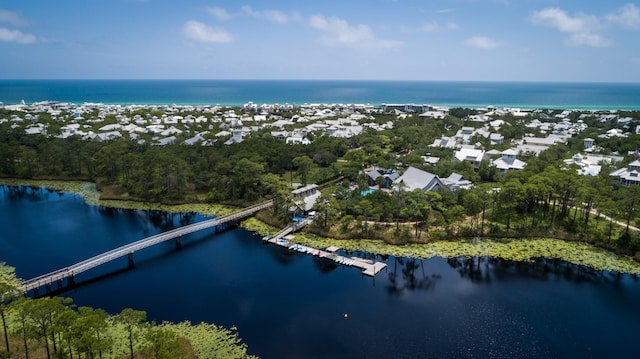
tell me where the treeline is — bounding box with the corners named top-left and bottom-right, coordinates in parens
top-left (0, 119), bottom-right (348, 204)
top-left (311, 146), bottom-right (640, 255)
top-left (0, 264), bottom-right (254, 359)
top-left (3, 108), bottom-right (640, 254)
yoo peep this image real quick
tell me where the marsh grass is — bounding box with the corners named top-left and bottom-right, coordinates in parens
top-left (241, 218), bottom-right (640, 274)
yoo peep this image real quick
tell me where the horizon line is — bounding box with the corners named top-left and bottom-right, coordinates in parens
top-left (1, 78), bottom-right (640, 85)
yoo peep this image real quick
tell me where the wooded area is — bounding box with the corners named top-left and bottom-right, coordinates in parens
top-left (2, 108), bottom-right (640, 257)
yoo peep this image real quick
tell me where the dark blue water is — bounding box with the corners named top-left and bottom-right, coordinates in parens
top-left (1, 80), bottom-right (639, 110)
top-left (1, 185), bottom-right (640, 359)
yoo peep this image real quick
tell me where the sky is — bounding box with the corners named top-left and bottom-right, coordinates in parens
top-left (1, 0), bottom-right (639, 82)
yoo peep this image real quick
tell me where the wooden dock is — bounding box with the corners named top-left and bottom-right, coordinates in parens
top-left (263, 221), bottom-right (387, 277)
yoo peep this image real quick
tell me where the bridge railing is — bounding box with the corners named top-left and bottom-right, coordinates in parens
top-left (20, 200), bottom-right (273, 292)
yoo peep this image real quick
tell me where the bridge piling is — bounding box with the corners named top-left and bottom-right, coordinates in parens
top-left (19, 200), bottom-right (274, 295)
top-left (45, 283), bottom-right (51, 294)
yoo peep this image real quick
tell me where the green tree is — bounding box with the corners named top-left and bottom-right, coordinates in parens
top-left (313, 191), bottom-right (341, 230)
top-left (0, 262), bottom-right (20, 354)
top-left (13, 297), bottom-right (32, 359)
top-left (145, 324), bottom-right (183, 359)
top-left (116, 308), bottom-right (147, 359)
top-left (74, 307), bottom-right (112, 359)
top-left (292, 155), bottom-right (314, 185)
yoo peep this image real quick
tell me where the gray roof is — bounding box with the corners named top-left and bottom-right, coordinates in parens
top-left (394, 166), bottom-right (443, 192)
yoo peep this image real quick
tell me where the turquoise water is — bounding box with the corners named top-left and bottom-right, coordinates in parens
top-left (1, 80), bottom-right (639, 110)
top-left (360, 188), bottom-right (376, 196)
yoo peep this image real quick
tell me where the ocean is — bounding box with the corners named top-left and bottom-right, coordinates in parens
top-left (0, 80), bottom-right (639, 111)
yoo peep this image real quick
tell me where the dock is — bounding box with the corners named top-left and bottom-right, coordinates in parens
top-left (263, 219), bottom-right (387, 277)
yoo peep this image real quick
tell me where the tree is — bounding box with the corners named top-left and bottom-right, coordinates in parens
top-left (74, 307), bottom-right (112, 359)
top-left (22, 296), bottom-right (73, 359)
top-left (313, 191), bottom-right (340, 230)
top-left (260, 173), bottom-right (289, 218)
top-left (116, 308), bottom-right (147, 359)
top-left (54, 306), bottom-right (78, 359)
top-left (145, 324), bottom-right (183, 359)
top-left (13, 297), bottom-right (32, 359)
top-left (292, 155), bottom-right (313, 185)
top-left (0, 262), bottom-right (20, 354)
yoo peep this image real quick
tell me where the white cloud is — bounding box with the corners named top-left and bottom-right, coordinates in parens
top-left (531, 7), bottom-right (611, 47)
top-left (0, 9), bottom-right (29, 27)
top-left (182, 20), bottom-right (234, 43)
top-left (463, 35), bottom-right (502, 49)
top-left (0, 27), bottom-right (36, 43)
top-left (241, 5), bottom-right (288, 24)
top-left (309, 14), bottom-right (402, 49)
top-left (606, 3), bottom-right (640, 29)
top-left (420, 21), bottom-right (458, 32)
top-left (207, 6), bottom-right (232, 21)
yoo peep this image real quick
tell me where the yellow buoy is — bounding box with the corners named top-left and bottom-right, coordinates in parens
top-left (343, 313), bottom-right (349, 319)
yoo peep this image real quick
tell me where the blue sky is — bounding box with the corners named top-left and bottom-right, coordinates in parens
top-left (1, 0), bottom-right (639, 81)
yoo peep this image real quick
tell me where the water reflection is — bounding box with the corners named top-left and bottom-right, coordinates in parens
top-left (312, 256), bottom-right (338, 274)
top-left (387, 257), bottom-right (441, 295)
top-left (447, 256), bottom-right (637, 285)
top-left (1, 184), bottom-right (53, 201)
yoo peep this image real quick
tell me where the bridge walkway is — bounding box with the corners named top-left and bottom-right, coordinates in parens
top-left (21, 200), bottom-right (273, 293)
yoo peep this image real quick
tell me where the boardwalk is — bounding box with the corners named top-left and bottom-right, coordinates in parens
top-left (263, 219), bottom-right (387, 277)
top-left (21, 200), bottom-right (273, 293)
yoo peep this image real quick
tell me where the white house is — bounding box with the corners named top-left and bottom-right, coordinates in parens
top-left (453, 148), bottom-right (486, 168)
top-left (610, 160), bottom-right (640, 186)
top-left (492, 149), bottom-right (527, 172)
top-left (563, 153), bottom-right (601, 176)
top-left (291, 184), bottom-right (321, 212)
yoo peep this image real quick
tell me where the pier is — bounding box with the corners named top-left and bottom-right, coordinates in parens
top-left (263, 219), bottom-right (387, 277)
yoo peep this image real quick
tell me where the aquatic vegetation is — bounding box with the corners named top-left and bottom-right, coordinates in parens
top-left (241, 218), bottom-right (640, 274)
top-left (0, 179), bottom-right (237, 215)
top-left (5, 179), bottom-right (640, 274)
top-left (164, 321), bottom-right (257, 359)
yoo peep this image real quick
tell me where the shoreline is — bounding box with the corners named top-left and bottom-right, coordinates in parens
top-left (3, 80), bottom-right (640, 111)
top-left (4, 178), bottom-right (639, 275)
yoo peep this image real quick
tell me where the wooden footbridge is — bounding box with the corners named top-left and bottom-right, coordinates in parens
top-left (20, 200), bottom-right (273, 295)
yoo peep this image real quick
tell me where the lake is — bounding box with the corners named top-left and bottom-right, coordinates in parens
top-left (1, 185), bottom-right (639, 358)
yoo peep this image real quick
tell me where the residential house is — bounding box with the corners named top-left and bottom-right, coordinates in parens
top-left (422, 155), bottom-right (440, 166)
top-left (610, 160), bottom-right (640, 186)
top-left (492, 149), bottom-right (527, 172)
top-left (563, 153), bottom-right (602, 176)
top-left (224, 130), bottom-right (244, 145)
top-left (441, 173), bottom-right (474, 191)
top-left (393, 167), bottom-right (447, 192)
top-left (291, 184), bottom-right (321, 212)
top-left (430, 136), bottom-right (459, 149)
top-left (363, 167), bottom-right (399, 188)
top-left (453, 148), bottom-right (486, 168)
